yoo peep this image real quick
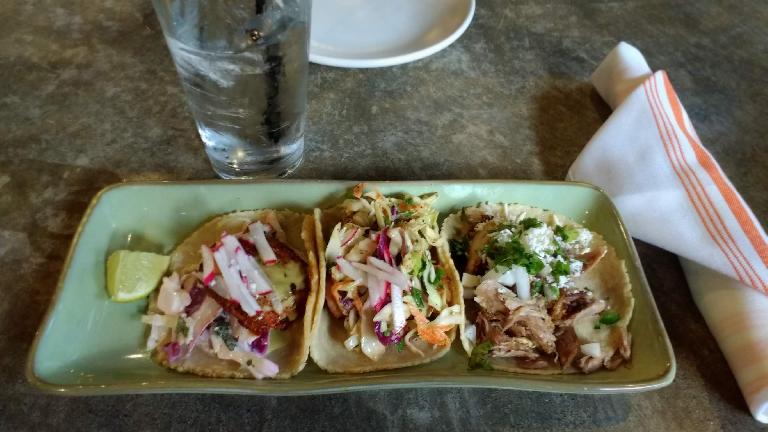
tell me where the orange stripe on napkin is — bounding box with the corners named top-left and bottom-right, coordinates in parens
top-left (661, 72), bottom-right (768, 267)
top-left (652, 74), bottom-right (767, 291)
top-left (649, 76), bottom-right (767, 291)
top-left (649, 75), bottom-right (766, 291)
top-left (643, 79), bottom-right (753, 287)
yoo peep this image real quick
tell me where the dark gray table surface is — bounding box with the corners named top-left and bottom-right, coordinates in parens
top-left (2, 0), bottom-right (767, 430)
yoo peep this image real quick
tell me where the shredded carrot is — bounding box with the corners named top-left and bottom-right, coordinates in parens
top-left (408, 305), bottom-right (452, 347)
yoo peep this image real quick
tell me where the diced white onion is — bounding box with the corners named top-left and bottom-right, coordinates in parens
top-left (344, 334), bottom-right (360, 350)
top-left (497, 269), bottom-right (517, 287)
top-left (461, 273), bottom-right (482, 288)
top-left (248, 221), bottom-right (278, 265)
top-left (580, 342), bottom-right (602, 358)
top-left (513, 265), bottom-right (531, 300)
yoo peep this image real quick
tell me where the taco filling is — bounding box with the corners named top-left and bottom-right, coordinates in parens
top-left (142, 217), bottom-right (309, 379)
top-left (323, 187), bottom-right (462, 361)
top-left (445, 204), bottom-right (632, 374)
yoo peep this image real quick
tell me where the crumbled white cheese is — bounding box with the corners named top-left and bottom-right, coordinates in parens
top-left (493, 228), bottom-right (515, 244)
top-left (565, 228), bottom-right (593, 255)
top-left (570, 259), bottom-right (584, 276)
top-left (520, 225), bottom-right (554, 256)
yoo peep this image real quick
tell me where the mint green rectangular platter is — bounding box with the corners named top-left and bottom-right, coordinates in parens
top-left (27, 180), bottom-right (675, 395)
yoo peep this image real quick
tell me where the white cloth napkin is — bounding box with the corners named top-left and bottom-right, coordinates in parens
top-left (567, 42), bottom-right (768, 423)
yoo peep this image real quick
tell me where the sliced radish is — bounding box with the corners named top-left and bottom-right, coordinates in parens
top-left (221, 234), bottom-right (282, 313)
top-left (248, 221), bottom-right (278, 266)
top-left (336, 257), bottom-right (364, 282)
top-left (212, 247), bottom-right (260, 316)
top-left (341, 226), bottom-right (360, 247)
top-left (210, 275), bottom-right (228, 299)
top-left (353, 261), bottom-right (408, 290)
top-left (365, 273), bottom-right (388, 310)
top-left (366, 256), bottom-right (410, 288)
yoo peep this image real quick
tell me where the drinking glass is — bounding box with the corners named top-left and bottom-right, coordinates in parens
top-left (153, 0), bottom-right (311, 178)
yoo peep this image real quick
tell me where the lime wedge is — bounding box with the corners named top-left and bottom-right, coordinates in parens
top-left (106, 250), bottom-right (170, 302)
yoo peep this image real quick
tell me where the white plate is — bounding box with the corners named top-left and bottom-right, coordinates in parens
top-left (309, 0), bottom-right (475, 68)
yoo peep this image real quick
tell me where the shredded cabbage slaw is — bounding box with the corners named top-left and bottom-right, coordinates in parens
top-left (325, 185), bottom-right (458, 361)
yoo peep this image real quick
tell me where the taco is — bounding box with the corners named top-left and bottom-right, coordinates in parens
top-left (142, 209), bottom-right (321, 379)
top-left (310, 185), bottom-right (463, 373)
top-left (442, 203), bottom-right (633, 374)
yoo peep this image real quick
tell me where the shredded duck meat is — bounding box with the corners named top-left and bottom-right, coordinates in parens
top-left (474, 280), bottom-right (557, 357)
top-left (549, 290), bottom-right (593, 323)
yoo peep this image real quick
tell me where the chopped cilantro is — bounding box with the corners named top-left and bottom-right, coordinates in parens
top-left (396, 339), bottom-right (406, 352)
top-left (599, 310), bottom-right (621, 325)
top-left (554, 225), bottom-right (580, 242)
top-left (449, 238), bottom-right (468, 258)
top-left (212, 317), bottom-right (238, 350)
top-left (519, 217), bottom-right (543, 230)
top-left (548, 284), bottom-right (560, 299)
top-left (552, 241), bottom-right (565, 257)
top-left (526, 256), bottom-right (545, 275)
top-left (176, 318), bottom-right (189, 338)
top-left (383, 329), bottom-right (391, 337)
top-left (531, 280), bottom-right (544, 296)
top-left (551, 260), bottom-right (571, 278)
top-left (404, 196), bottom-right (415, 205)
top-left (484, 238), bottom-right (544, 275)
top-left (432, 267), bottom-right (446, 285)
top-left (411, 285), bottom-right (425, 308)
top-left (398, 211), bottom-right (415, 220)
top-left (409, 252), bottom-right (424, 276)
top-left (468, 341), bottom-right (494, 370)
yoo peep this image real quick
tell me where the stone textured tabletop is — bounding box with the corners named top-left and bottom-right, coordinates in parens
top-left (2, 0), bottom-right (767, 430)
